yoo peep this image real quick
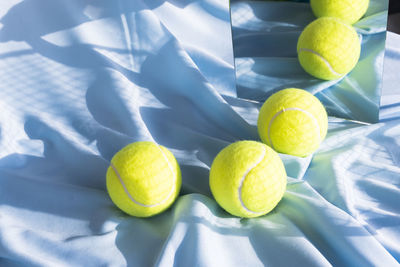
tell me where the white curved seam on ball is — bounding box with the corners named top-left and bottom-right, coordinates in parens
top-left (298, 48), bottom-right (342, 77)
top-left (337, 19), bottom-right (357, 33)
top-left (110, 145), bottom-right (175, 208)
top-left (111, 163), bottom-right (158, 207)
top-left (267, 107), bottom-right (321, 150)
top-left (238, 146), bottom-right (267, 214)
top-left (335, 20), bottom-right (362, 48)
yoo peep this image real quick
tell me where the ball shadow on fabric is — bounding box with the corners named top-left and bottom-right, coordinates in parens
top-left (154, 192), bottom-right (375, 267)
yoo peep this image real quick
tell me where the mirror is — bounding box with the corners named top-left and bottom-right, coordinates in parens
top-left (231, 0), bottom-right (389, 123)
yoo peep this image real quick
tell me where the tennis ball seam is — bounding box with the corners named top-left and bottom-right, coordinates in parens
top-left (325, 16), bottom-right (357, 32)
top-left (267, 107), bottom-right (321, 150)
top-left (297, 48), bottom-right (342, 77)
top-left (238, 145), bottom-right (267, 215)
top-left (110, 144), bottom-right (176, 208)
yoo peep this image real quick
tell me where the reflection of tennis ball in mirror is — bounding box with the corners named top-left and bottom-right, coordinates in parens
top-left (106, 141), bottom-right (181, 217)
top-left (311, 0), bottom-right (369, 25)
top-left (257, 88), bottom-right (328, 157)
top-left (209, 141), bottom-right (287, 218)
top-left (297, 17), bottom-right (361, 80)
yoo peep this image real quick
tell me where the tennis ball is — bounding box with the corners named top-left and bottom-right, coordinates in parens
top-left (297, 17), bottom-right (361, 80)
top-left (311, 0), bottom-right (369, 25)
top-left (257, 88), bottom-right (328, 157)
top-left (209, 141), bottom-right (287, 218)
top-left (106, 141), bottom-right (181, 217)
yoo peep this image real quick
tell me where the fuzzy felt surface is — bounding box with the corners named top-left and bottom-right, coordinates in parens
top-left (257, 88), bottom-right (328, 157)
top-left (209, 141), bottom-right (287, 218)
top-left (297, 17), bottom-right (361, 80)
top-left (311, 0), bottom-right (370, 25)
top-left (106, 142), bottom-right (182, 217)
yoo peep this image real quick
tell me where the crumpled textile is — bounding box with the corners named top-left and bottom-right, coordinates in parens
top-left (0, 0), bottom-right (398, 266)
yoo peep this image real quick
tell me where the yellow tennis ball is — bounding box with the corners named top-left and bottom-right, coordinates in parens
top-left (297, 17), bottom-right (361, 80)
top-left (311, 0), bottom-right (369, 25)
top-left (209, 141), bottom-right (287, 218)
top-left (257, 88), bottom-right (328, 157)
top-left (106, 141), bottom-right (181, 217)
